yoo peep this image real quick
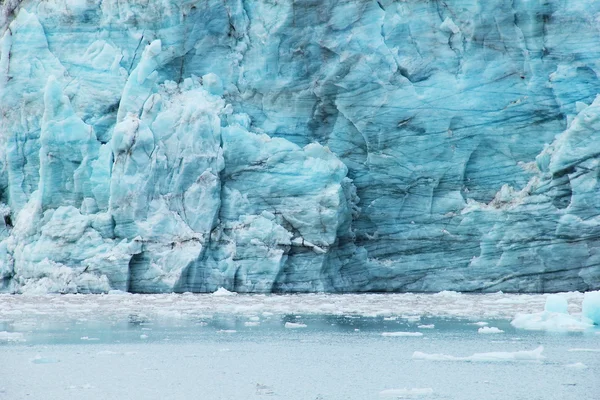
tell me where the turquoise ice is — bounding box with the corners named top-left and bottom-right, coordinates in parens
top-left (1, 0), bottom-right (600, 293)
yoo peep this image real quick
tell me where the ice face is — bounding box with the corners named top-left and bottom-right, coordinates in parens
top-left (1, 1), bottom-right (600, 293)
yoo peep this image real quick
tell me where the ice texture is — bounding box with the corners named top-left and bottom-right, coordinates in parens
top-left (1, 1), bottom-right (600, 293)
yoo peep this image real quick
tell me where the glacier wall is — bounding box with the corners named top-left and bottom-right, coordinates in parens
top-left (1, 0), bottom-right (600, 293)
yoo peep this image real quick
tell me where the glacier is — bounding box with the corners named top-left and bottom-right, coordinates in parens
top-left (1, 0), bottom-right (600, 293)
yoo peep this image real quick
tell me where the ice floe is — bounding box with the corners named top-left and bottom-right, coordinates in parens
top-left (382, 332), bottom-right (423, 337)
top-left (412, 346), bottom-right (545, 362)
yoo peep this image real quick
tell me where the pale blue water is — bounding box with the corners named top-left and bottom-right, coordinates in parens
top-left (1, 314), bottom-right (599, 400)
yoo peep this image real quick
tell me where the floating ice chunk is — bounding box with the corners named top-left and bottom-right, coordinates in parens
top-left (565, 362), bottom-right (587, 369)
top-left (0, 331), bottom-right (25, 342)
top-left (285, 322), bottom-right (307, 329)
top-left (511, 311), bottom-right (592, 331)
top-left (244, 321), bottom-right (260, 327)
top-left (379, 388), bottom-right (434, 397)
top-left (545, 294), bottom-right (568, 314)
top-left (80, 336), bottom-right (99, 341)
top-left (382, 332), bottom-right (423, 337)
top-left (472, 322), bottom-right (489, 326)
top-left (412, 346), bottom-right (544, 362)
top-left (418, 324), bottom-right (435, 329)
top-left (478, 327), bottom-right (504, 334)
top-left (217, 330), bottom-right (237, 334)
top-left (582, 291), bottom-right (600, 325)
top-left (140, 334), bottom-right (148, 339)
top-left (212, 287), bottom-right (237, 296)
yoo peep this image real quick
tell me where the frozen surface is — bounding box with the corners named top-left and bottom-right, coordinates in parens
top-left (1, 1), bottom-right (600, 293)
top-left (1, 294), bottom-right (599, 400)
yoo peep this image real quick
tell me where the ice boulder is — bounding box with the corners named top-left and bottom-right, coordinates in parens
top-left (582, 291), bottom-right (600, 325)
top-left (512, 293), bottom-right (594, 331)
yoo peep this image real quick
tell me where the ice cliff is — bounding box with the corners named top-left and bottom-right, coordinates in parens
top-left (1, 0), bottom-right (599, 293)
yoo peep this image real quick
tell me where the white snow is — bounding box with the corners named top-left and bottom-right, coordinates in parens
top-left (412, 346), bottom-right (545, 362)
top-left (382, 332), bottom-right (423, 337)
top-left (379, 388), bottom-right (434, 397)
top-left (478, 327), bottom-right (504, 334)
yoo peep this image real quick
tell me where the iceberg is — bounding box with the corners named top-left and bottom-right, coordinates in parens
top-left (1, 0), bottom-right (600, 293)
top-left (511, 293), bottom-right (595, 331)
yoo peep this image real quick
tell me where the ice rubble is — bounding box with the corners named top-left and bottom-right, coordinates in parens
top-left (0, 291), bottom-right (590, 322)
top-left (1, 1), bottom-right (600, 292)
